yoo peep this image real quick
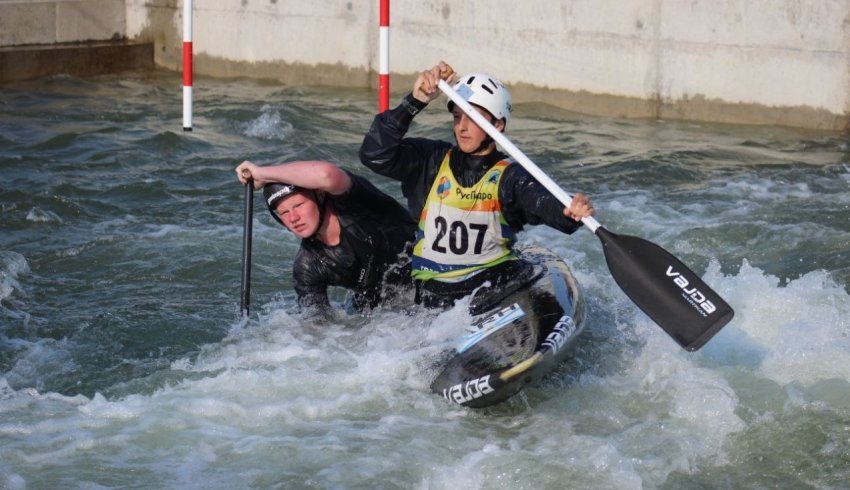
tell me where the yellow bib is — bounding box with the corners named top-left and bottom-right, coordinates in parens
top-left (412, 151), bottom-right (517, 282)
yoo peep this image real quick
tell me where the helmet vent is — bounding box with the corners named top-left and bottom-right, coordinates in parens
top-left (447, 72), bottom-right (512, 125)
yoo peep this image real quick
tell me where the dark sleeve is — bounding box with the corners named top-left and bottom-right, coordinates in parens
top-left (333, 172), bottom-right (416, 298)
top-left (291, 249), bottom-right (332, 312)
top-left (358, 93), bottom-right (453, 217)
top-left (499, 164), bottom-right (584, 235)
top-left (337, 172), bottom-right (416, 225)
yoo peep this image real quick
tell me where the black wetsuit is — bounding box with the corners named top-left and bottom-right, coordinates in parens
top-left (293, 172), bottom-right (415, 312)
top-left (358, 93), bottom-right (583, 306)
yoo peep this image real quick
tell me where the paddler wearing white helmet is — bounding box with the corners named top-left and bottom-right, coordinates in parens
top-left (358, 61), bottom-right (595, 308)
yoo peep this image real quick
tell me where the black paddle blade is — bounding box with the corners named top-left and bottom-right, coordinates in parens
top-left (595, 227), bottom-right (733, 351)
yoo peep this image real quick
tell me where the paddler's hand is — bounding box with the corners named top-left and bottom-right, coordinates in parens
top-left (412, 61), bottom-right (455, 104)
top-left (235, 161), bottom-right (264, 189)
top-left (564, 193), bottom-right (594, 222)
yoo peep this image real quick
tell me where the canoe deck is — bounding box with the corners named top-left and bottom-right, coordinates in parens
top-left (430, 246), bottom-right (587, 408)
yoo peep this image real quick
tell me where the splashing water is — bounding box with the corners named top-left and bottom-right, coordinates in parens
top-left (1, 71), bottom-right (848, 489)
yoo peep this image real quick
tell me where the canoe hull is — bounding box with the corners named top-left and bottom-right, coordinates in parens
top-left (430, 246), bottom-right (587, 408)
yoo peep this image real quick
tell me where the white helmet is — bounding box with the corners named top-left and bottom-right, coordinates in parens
top-left (447, 73), bottom-right (512, 126)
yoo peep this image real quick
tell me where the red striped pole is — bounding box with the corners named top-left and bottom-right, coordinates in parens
top-left (378, 0), bottom-right (390, 112)
top-left (182, 0), bottom-right (193, 131)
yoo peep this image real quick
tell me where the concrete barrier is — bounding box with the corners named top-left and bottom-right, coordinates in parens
top-left (0, 41), bottom-right (153, 82)
top-left (0, 0), bottom-right (151, 82)
top-left (125, 0), bottom-right (849, 130)
top-left (4, 0), bottom-right (849, 130)
top-left (0, 0), bottom-right (126, 45)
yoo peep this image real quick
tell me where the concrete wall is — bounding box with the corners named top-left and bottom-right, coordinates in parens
top-left (126, 0), bottom-right (376, 87)
top-left (0, 0), bottom-right (126, 45)
top-left (0, 0), bottom-right (155, 82)
top-left (122, 0), bottom-right (850, 130)
top-left (5, 0), bottom-right (849, 130)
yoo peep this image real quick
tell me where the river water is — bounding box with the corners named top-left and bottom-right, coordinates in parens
top-left (1, 70), bottom-right (849, 489)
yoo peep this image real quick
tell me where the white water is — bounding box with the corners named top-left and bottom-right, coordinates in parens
top-left (1, 73), bottom-right (849, 488)
top-left (3, 231), bottom-right (849, 488)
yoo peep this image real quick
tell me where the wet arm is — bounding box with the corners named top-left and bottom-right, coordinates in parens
top-left (358, 95), bottom-right (453, 216)
top-left (236, 160), bottom-right (351, 195)
top-left (358, 93), bottom-right (428, 179)
top-left (501, 166), bottom-right (585, 234)
top-left (359, 62), bottom-right (454, 179)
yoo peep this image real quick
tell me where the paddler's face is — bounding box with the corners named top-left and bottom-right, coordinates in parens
top-left (451, 104), bottom-right (504, 155)
top-left (275, 191), bottom-right (321, 239)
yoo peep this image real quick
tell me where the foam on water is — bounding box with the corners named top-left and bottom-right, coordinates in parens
top-left (0, 251), bottom-right (29, 303)
top-left (2, 73), bottom-right (848, 488)
top-left (24, 207), bottom-right (64, 223)
top-left (704, 261), bottom-right (850, 385)
top-left (1, 255), bottom-right (847, 488)
top-left (1, 305), bottom-right (460, 486)
top-left (242, 104), bottom-right (294, 140)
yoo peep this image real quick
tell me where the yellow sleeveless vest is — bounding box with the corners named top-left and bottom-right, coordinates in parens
top-left (412, 151), bottom-right (517, 282)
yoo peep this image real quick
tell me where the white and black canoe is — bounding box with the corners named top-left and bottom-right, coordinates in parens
top-left (431, 246), bottom-right (587, 408)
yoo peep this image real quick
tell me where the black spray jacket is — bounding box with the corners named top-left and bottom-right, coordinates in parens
top-left (292, 172), bottom-right (415, 312)
top-left (358, 93), bottom-right (583, 236)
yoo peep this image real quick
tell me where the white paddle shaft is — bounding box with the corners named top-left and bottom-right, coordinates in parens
top-left (438, 79), bottom-right (601, 233)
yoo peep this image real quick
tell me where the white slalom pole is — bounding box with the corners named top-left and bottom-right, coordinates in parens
top-left (182, 0), bottom-right (193, 131)
top-left (378, 0), bottom-right (390, 112)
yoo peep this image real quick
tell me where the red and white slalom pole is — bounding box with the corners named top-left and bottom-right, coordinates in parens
top-left (182, 0), bottom-right (193, 131)
top-left (378, 0), bottom-right (390, 112)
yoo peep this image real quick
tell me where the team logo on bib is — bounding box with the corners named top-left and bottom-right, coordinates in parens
top-left (437, 176), bottom-right (452, 199)
top-left (487, 170), bottom-right (501, 184)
